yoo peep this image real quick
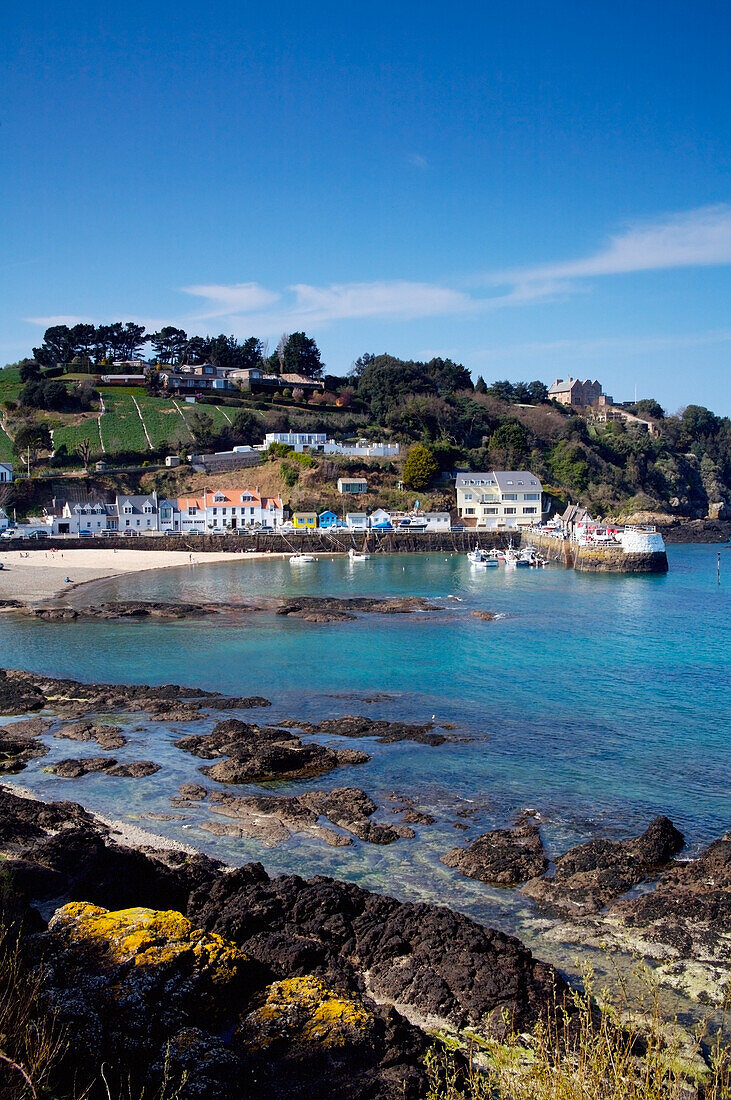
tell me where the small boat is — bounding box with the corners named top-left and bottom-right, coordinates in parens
top-left (398, 517), bottom-right (428, 531)
top-left (467, 547), bottom-right (498, 568)
top-left (348, 548), bottom-right (370, 562)
top-left (289, 553), bottom-right (316, 564)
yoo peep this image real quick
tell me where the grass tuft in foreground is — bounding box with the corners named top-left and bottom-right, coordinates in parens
top-left (425, 965), bottom-right (730, 1100)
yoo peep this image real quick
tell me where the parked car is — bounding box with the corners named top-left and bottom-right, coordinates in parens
top-left (0, 528), bottom-right (18, 539)
top-left (26, 530), bottom-right (50, 539)
top-left (100, 529), bottom-right (117, 537)
top-left (78, 530), bottom-right (94, 538)
top-left (122, 529), bottom-right (140, 537)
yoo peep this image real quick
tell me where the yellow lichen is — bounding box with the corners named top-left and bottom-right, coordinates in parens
top-left (49, 902), bottom-right (246, 979)
top-left (244, 975), bottom-right (371, 1049)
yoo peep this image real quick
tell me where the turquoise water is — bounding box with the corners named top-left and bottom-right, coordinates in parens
top-left (1, 545), bottom-right (729, 945)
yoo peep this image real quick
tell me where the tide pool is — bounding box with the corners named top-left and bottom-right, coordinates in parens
top-left (1, 544), bottom-right (729, 949)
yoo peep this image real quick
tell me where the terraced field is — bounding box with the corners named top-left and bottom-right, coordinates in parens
top-left (52, 415), bottom-right (103, 457)
top-left (98, 392), bottom-right (148, 454)
top-left (134, 396), bottom-right (193, 450)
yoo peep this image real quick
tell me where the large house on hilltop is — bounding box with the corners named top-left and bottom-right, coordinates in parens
top-left (456, 471), bottom-right (543, 530)
top-left (548, 378), bottom-right (612, 408)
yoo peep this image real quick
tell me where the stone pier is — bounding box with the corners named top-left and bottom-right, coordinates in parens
top-left (527, 531), bottom-right (668, 574)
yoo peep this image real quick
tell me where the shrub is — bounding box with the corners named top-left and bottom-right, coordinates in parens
top-left (402, 443), bottom-right (439, 491)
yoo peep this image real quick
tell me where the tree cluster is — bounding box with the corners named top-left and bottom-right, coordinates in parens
top-left (474, 378), bottom-right (549, 404)
top-left (30, 324), bottom-right (325, 379)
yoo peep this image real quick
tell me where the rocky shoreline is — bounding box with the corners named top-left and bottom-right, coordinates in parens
top-left (0, 784), bottom-right (560, 1099)
top-left (1, 664), bottom-right (728, 1023)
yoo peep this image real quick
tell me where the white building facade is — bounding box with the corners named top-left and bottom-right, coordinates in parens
top-left (177, 489), bottom-right (284, 531)
top-left (0, 463), bottom-right (13, 483)
top-left (456, 471), bottom-right (543, 529)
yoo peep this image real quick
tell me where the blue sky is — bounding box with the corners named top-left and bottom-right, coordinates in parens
top-left (2, 0), bottom-right (730, 414)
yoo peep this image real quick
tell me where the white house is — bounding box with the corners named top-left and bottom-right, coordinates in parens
top-left (0, 508), bottom-right (9, 532)
top-left (0, 463), bottom-right (13, 483)
top-left (456, 471), bottom-right (543, 530)
top-left (345, 512), bottom-right (369, 531)
top-left (158, 499), bottom-right (181, 532)
top-left (177, 489), bottom-right (284, 531)
top-left (117, 493), bottom-right (161, 533)
top-left (264, 432), bottom-right (326, 452)
top-left (50, 501), bottom-right (119, 536)
top-left (422, 512), bottom-right (452, 532)
top-left (369, 508), bottom-right (392, 527)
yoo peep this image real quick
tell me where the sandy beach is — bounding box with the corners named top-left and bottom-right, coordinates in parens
top-left (0, 547), bottom-right (273, 604)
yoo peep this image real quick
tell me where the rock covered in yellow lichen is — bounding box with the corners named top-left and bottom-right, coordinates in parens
top-left (50, 901), bottom-right (244, 980)
top-left (241, 974), bottom-right (373, 1050)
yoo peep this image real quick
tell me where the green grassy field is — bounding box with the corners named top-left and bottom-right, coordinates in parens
top-left (134, 395), bottom-right (193, 450)
top-left (98, 392), bottom-right (148, 454)
top-left (0, 422), bottom-right (14, 461)
top-left (52, 416), bottom-right (103, 457)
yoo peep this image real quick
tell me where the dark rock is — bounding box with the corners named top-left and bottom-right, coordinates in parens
top-left (301, 788), bottom-right (406, 845)
top-left (106, 761), bottom-right (161, 778)
top-left (610, 831), bottom-right (731, 959)
top-left (178, 718), bottom-right (369, 784)
top-left (401, 810), bottom-right (435, 826)
top-left (48, 756), bottom-right (116, 778)
top-left (443, 822), bottom-right (548, 886)
top-left (55, 720), bottom-right (127, 750)
top-left (470, 610), bottom-right (497, 621)
top-left (276, 596), bottom-right (442, 619)
top-left (2, 717), bottom-right (53, 738)
top-left (189, 864), bottom-right (564, 1036)
top-left (176, 783), bottom-right (208, 801)
top-left (207, 787), bottom-right (407, 848)
top-left (522, 816), bottom-right (685, 914)
top-left (0, 668), bottom-right (45, 714)
top-left (307, 715), bottom-right (446, 746)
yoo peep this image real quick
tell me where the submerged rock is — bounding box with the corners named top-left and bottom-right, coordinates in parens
top-left (206, 786), bottom-right (409, 847)
top-left (300, 715), bottom-right (446, 746)
top-left (55, 720), bottom-right (127, 750)
top-left (442, 822), bottom-right (548, 885)
top-left (522, 816), bottom-right (685, 914)
top-left (47, 757), bottom-right (160, 779)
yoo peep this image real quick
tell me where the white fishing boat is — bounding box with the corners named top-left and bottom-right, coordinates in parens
top-left (467, 547), bottom-right (499, 568)
top-left (289, 553), bottom-right (316, 564)
top-left (348, 547), bottom-right (370, 562)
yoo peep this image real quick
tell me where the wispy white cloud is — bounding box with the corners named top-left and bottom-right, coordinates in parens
top-left (180, 279), bottom-right (487, 335)
top-left (181, 282), bottom-right (280, 319)
top-left (496, 204), bottom-right (731, 290)
top-left (408, 153), bottom-right (429, 170)
top-left (22, 206), bottom-right (731, 343)
top-left (25, 315), bottom-right (90, 327)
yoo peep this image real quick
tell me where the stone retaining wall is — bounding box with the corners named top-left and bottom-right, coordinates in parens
top-left (528, 531), bottom-right (668, 573)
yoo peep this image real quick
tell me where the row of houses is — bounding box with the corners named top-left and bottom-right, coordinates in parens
top-left (35, 492), bottom-right (454, 536)
top-left (41, 490), bottom-right (284, 535)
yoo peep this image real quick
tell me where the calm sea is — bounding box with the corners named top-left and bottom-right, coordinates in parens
top-left (2, 543), bottom-right (729, 952)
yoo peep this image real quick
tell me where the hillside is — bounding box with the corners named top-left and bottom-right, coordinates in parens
top-left (2, 354), bottom-right (730, 521)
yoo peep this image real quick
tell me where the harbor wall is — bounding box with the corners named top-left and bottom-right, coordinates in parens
top-left (0, 530), bottom-right (516, 555)
top-left (527, 531), bottom-right (668, 574)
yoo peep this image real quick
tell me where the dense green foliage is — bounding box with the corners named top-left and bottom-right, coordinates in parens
top-left (402, 443), bottom-right (440, 491)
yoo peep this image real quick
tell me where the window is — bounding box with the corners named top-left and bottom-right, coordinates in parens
top-left (143, 505), bottom-right (153, 514)
top-left (212, 508), bottom-right (217, 515)
top-left (464, 493), bottom-right (473, 501)
top-left (465, 508), bottom-right (475, 515)
top-left (524, 493), bottom-right (540, 501)
top-left (506, 480), bottom-right (514, 485)
top-left (123, 505), bottom-right (132, 514)
top-left (136, 519), bottom-right (141, 526)
top-left (504, 507), bottom-right (516, 515)
top-left (502, 493), bottom-right (518, 501)
top-left (483, 507), bottom-right (498, 515)
top-left (523, 507), bottom-right (537, 514)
